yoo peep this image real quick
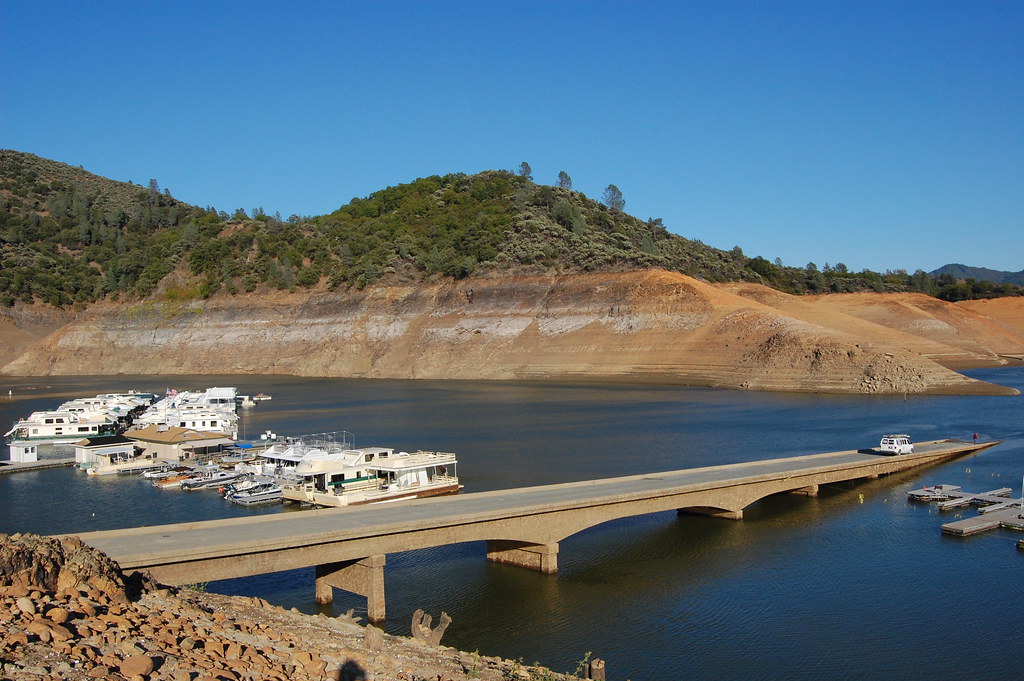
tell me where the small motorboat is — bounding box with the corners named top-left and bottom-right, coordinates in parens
top-left (229, 482), bottom-right (283, 505)
top-left (181, 469), bottom-right (243, 490)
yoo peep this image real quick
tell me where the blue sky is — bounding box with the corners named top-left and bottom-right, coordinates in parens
top-left (2, 1), bottom-right (1021, 274)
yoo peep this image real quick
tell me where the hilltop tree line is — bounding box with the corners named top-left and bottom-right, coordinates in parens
top-left (1, 150), bottom-right (1020, 308)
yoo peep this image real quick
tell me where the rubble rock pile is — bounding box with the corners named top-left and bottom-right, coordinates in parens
top-left (0, 533), bottom-right (583, 681)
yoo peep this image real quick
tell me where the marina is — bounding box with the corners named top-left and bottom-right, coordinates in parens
top-left (2, 386), bottom-right (244, 465)
top-left (4, 391), bottom-right (463, 512)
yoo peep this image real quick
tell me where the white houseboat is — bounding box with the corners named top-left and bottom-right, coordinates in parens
top-left (258, 432), bottom-right (460, 507)
top-left (132, 408), bottom-right (239, 439)
top-left (5, 390), bottom-right (158, 456)
top-left (5, 410), bottom-right (119, 445)
top-left (133, 387), bottom-right (240, 438)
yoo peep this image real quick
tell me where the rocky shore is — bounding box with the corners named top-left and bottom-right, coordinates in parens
top-left (1, 533), bottom-right (593, 681)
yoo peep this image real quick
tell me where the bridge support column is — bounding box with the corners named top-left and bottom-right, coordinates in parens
top-left (789, 484), bottom-right (819, 497)
top-left (486, 540), bottom-right (559, 574)
top-left (315, 555), bottom-right (386, 623)
top-left (678, 507), bottom-right (744, 520)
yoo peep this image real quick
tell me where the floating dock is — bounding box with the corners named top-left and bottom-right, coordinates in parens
top-left (909, 484), bottom-right (1024, 536)
top-left (941, 507), bottom-right (1024, 536)
top-left (0, 458), bottom-right (76, 476)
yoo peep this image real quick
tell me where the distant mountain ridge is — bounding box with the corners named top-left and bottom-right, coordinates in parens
top-left (931, 264), bottom-right (1024, 286)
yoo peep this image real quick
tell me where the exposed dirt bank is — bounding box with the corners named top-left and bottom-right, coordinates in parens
top-left (2, 270), bottom-right (1021, 395)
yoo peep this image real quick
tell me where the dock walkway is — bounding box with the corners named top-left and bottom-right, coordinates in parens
top-left (0, 458), bottom-right (76, 476)
top-left (909, 483), bottom-right (1024, 536)
top-left (941, 507), bottom-right (1024, 536)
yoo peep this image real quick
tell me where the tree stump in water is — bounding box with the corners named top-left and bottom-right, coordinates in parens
top-left (411, 608), bottom-right (451, 646)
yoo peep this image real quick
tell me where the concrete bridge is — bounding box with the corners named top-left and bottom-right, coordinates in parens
top-left (72, 439), bottom-right (995, 621)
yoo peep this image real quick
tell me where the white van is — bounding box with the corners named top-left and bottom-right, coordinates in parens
top-left (879, 434), bottom-right (914, 455)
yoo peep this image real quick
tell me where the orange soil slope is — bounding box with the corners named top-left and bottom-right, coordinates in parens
top-left (2, 270), bottom-right (1020, 395)
top-left (720, 284), bottom-right (1024, 369)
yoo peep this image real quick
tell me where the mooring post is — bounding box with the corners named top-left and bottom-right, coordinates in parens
top-left (315, 555), bottom-right (387, 622)
top-left (587, 658), bottom-right (606, 680)
top-left (485, 540), bottom-right (559, 573)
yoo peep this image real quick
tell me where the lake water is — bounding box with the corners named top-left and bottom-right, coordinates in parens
top-left (2, 370), bottom-right (1023, 680)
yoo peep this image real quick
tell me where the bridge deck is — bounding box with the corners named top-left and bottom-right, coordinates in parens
top-left (73, 439), bottom-right (991, 573)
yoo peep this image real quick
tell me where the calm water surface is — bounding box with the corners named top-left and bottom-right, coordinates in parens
top-left (2, 370), bottom-right (1022, 680)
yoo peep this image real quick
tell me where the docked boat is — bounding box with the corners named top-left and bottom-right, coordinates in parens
top-left (220, 476), bottom-right (259, 497)
top-left (133, 387), bottom-right (240, 438)
top-left (253, 393), bottom-right (272, 401)
top-left (180, 469), bottom-right (244, 490)
top-left (274, 432), bottom-right (461, 508)
top-left (153, 471), bottom-right (201, 489)
top-left (228, 481), bottom-right (283, 505)
top-left (5, 409), bottom-right (119, 445)
top-left (237, 395), bottom-right (257, 408)
top-left (143, 465), bottom-right (191, 479)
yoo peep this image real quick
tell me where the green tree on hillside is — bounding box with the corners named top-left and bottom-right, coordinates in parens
top-left (601, 184), bottom-right (624, 212)
top-left (558, 171), bottom-right (572, 190)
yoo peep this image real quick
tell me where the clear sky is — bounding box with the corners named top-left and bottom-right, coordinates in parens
top-left (2, 1), bottom-right (1021, 274)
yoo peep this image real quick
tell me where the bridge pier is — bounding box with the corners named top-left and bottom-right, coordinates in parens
top-left (315, 555), bottom-right (386, 622)
top-left (486, 540), bottom-right (559, 573)
top-left (789, 484), bottom-right (819, 497)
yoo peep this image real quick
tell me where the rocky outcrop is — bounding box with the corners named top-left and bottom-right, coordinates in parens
top-left (0, 532), bottom-right (575, 681)
top-left (0, 533), bottom-right (142, 605)
top-left (2, 270), bottom-right (1021, 395)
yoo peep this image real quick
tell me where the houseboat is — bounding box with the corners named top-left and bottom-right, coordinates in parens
top-left (133, 387), bottom-right (240, 438)
top-left (274, 432), bottom-right (460, 508)
top-left (5, 410), bottom-right (119, 445)
top-left (5, 390), bottom-right (157, 455)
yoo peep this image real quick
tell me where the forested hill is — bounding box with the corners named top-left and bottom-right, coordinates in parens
top-left (931, 263), bottom-right (1024, 287)
top-left (1, 149), bottom-right (1020, 308)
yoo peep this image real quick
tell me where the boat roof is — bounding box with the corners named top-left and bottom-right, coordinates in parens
top-left (370, 451), bottom-right (457, 471)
